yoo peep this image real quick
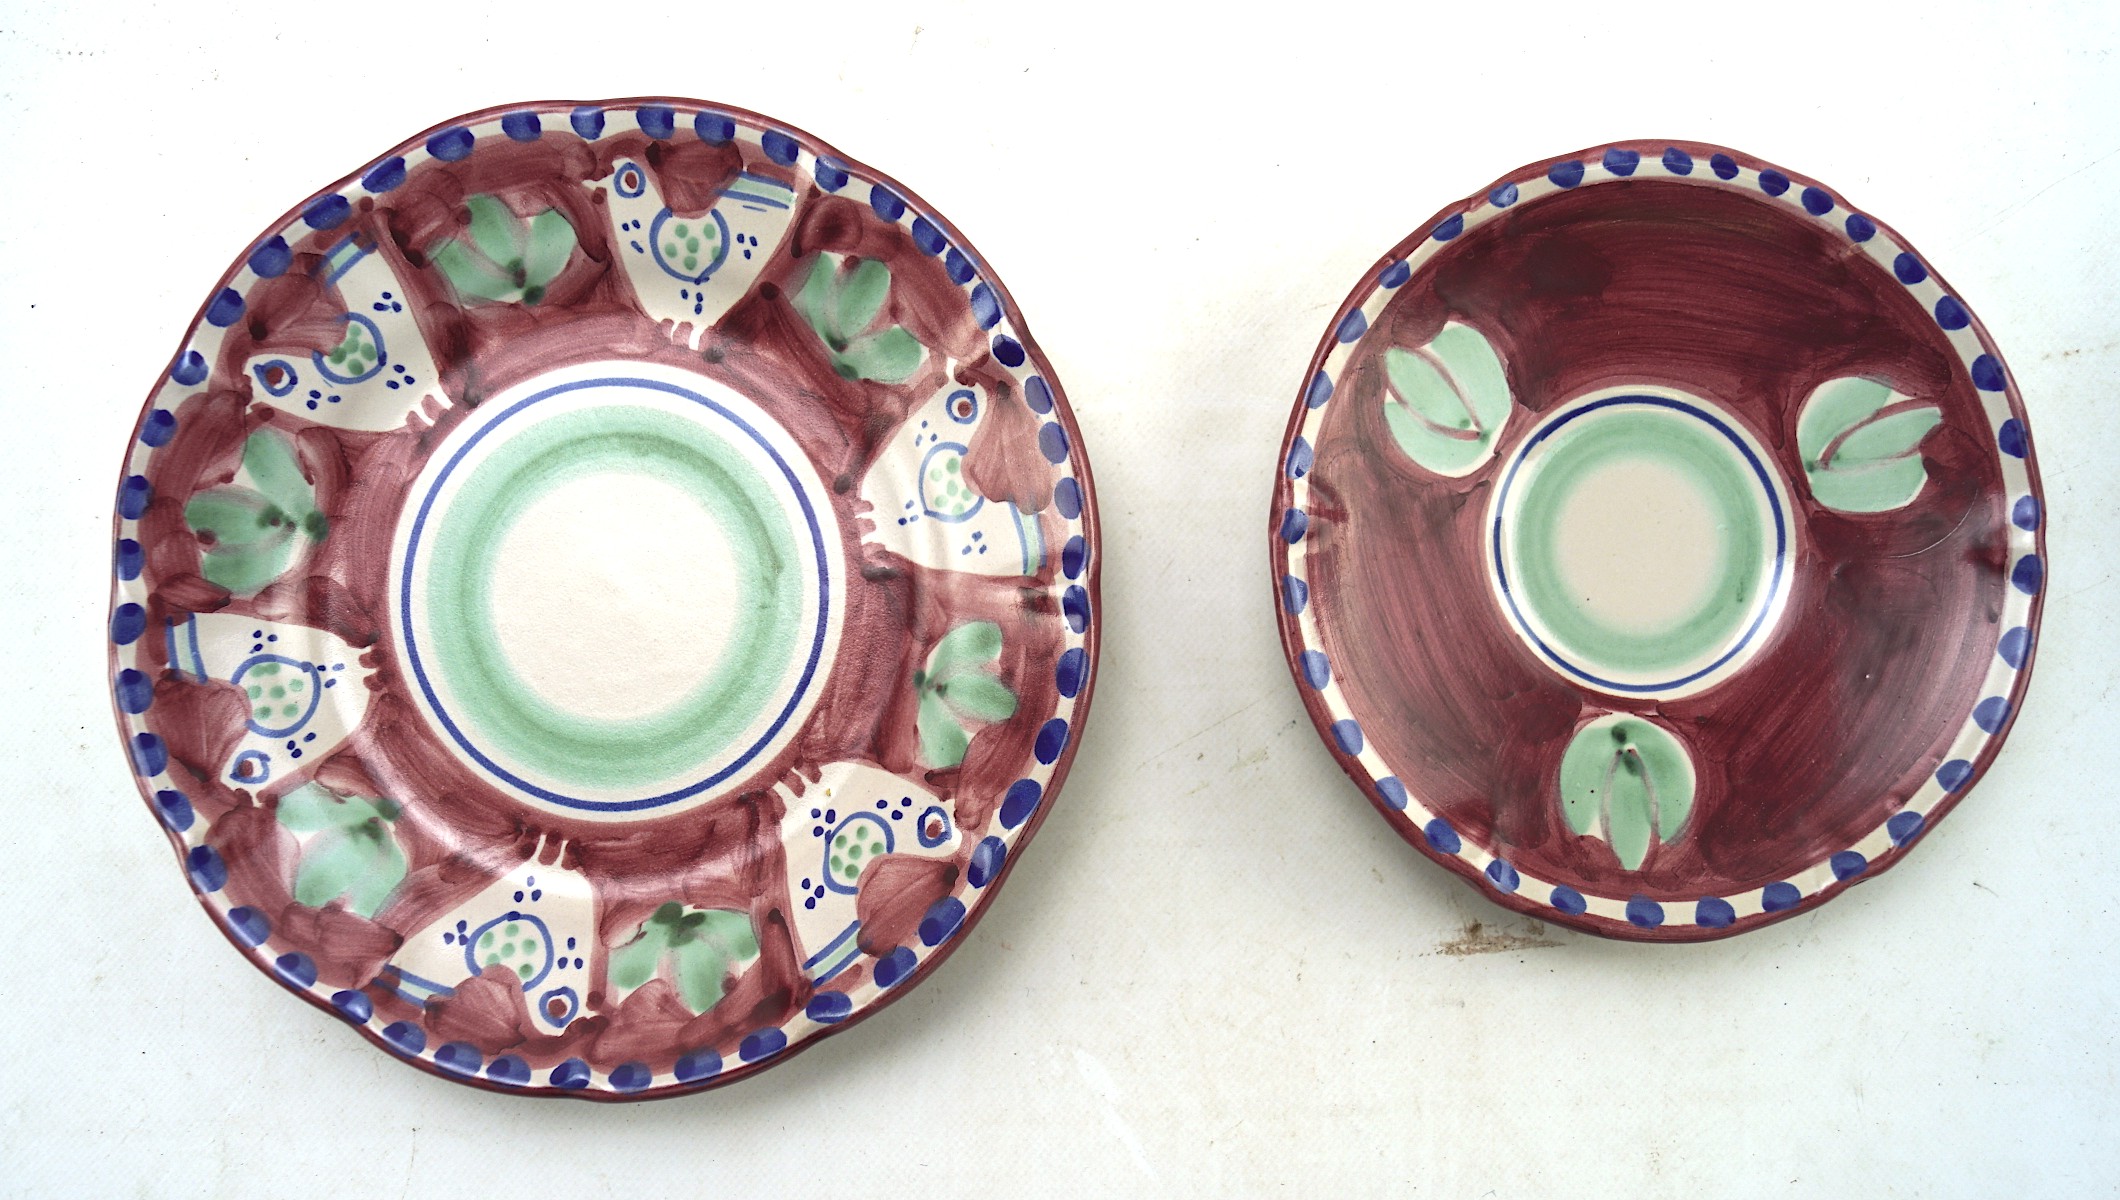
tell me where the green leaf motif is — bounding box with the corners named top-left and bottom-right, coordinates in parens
top-left (609, 903), bottom-right (761, 1014)
top-left (276, 783), bottom-right (406, 918)
top-left (184, 427), bottom-right (327, 595)
top-left (1556, 715), bottom-right (1696, 871)
top-left (914, 621), bottom-right (1018, 769)
top-left (794, 253), bottom-right (926, 383)
top-left (430, 194), bottom-right (579, 307)
top-left (1796, 377), bottom-right (1943, 513)
top-left (1380, 321), bottom-right (1514, 477)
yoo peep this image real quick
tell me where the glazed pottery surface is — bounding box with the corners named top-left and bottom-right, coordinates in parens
top-left (108, 99), bottom-right (1099, 1096)
top-left (1271, 142), bottom-right (2043, 940)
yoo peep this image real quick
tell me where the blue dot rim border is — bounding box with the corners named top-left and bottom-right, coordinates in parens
top-left (1268, 139), bottom-right (2046, 942)
top-left (108, 98), bottom-right (1103, 1098)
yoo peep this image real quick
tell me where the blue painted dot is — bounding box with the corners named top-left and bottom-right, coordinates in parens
top-left (737, 1034), bottom-right (788, 1064)
top-left (111, 603), bottom-right (146, 645)
top-left (1934, 296), bottom-right (1970, 330)
top-left (1996, 418), bottom-right (2026, 458)
top-left (226, 905), bottom-right (268, 945)
top-left (694, 112), bottom-right (735, 144)
top-left (1887, 810), bottom-right (1925, 845)
top-left (1845, 213), bottom-right (1876, 242)
top-left (1424, 820), bottom-right (1461, 854)
top-left (1280, 575), bottom-right (1308, 615)
top-left (1375, 776), bottom-right (1408, 811)
top-left (434, 1042), bottom-right (480, 1076)
top-left (154, 789), bottom-right (194, 832)
top-left (1035, 718), bottom-right (1070, 764)
top-left (1061, 535), bottom-right (1088, 579)
top-left (205, 288), bottom-right (245, 327)
top-left (1973, 696), bottom-right (2011, 733)
top-left (674, 1050), bottom-right (722, 1083)
top-left (1551, 886), bottom-right (1586, 915)
top-left (1830, 850), bottom-right (1868, 881)
top-left (140, 409), bottom-right (177, 447)
top-left (1283, 435), bottom-right (1315, 481)
top-left (427, 127), bottom-right (475, 161)
top-left (1306, 370), bottom-right (1334, 409)
top-left (1054, 477), bottom-right (1083, 520)
top-left (807, 991), bottom-right (854, 1023)
top-left (331, 989), bottom-right (372, 1022)
top-left (870, 184), bottom-right (906, 221)
top-left (969, 283), bottom-right (1001, 329)
top-left (115, 668), bottom-right (153, 714)
top-left (170, 350), bottom-right (208, 386)
top-left (967, 836), bottom-right (1007, 888)
top-left (874, 946), bottom-right (917, 989)
top-left (1626, 896), bottom-right (1664, 928)
top-left (1695, 897), bottom-right (1735, 928)
top-left (1800, 186), bottom-right (1834, 216)
top-left (186, 844), bottom-right (227, 892)
top-left (356, 154), bottom-right (405, 194)
top-left (1758, 170), bottom-right (1790, 196)
top-left (1379, 260), bottom-right (1411, 287)
top-left (1279, 508), bottom-right (1308, 544)
top-left (636, 106), bottom-right (675, 139)
top-left (115, 538), bottom-right (144, 581)
top-left (944, 247), bottom-right (975, 284)
top-left (2011, 555), bottom-right (2043, 595)
top-left (993, 335), bottom-right (1026, 368)
top-left (919, 896), bottom-right (966, 946)
top-left (1971, 355), bottom-right (2007, 392)
top-left (1998, 625), bottom-right (2031, 668)
top-left (1547, 159), bottom-right (1585, 188)
top-left (1025, 375), bottom-right (1054, 414)
top-left (2012, 495), bottom-right (2039, 531)
top-left (1760, 882), bottom-right (1801, 912)
top-left (1055, 646), bottom-right (1088, 698)
top-left (910, 216), bottom-right (948, 255)
top-left (501, 111), bottom-right (541, 142)
top-left (1335, 309), bottom-right (1367, 343)
top-left (1485, 859), bottom-right (1519, 892)
top-left (1893, 252), bottom-right (1927, 285)
top-left (1489, 181), bottom-right (1519, 207)
top-left (1710, 153), bottom-right (1739, 180)
top-left (761, 130), bottom-right (799, 165)
top-left (1060, 585), bottom-right (1093, 636)
top-left (118, 475), bottom-right (152, 519)
top-left (1431, 213), bottom-right (1464, 241)
top-left (486, 1055), bottom-right (531, 1086)
top-left (570, 107), bottom-right (605, 139)
top-left (1936, 759), bottom-right (1974, 791)
top-left (248, 236), bottom-right (292, 278)
top-left (1299, 649), bottom-right (1330, 690)
top-left (1331, 719), bottom-right (1363, 755)
top-left (609, 1062), bottom-right (652, 1093)
top-left (813, 156), bottom-right (848, 191)
top-left (132, 732), bottom-right (167, 776)
top-left (999, 778), bottom-right (1043, 829)
top-left (548, 1057), bottom-right (590, 1087)
top-left (1661, 147), bottom-right (1693, 175)
top-left (302, 194), bottom-right (350, 230)
top-left (1602, 147), bottom-right (1640, 176)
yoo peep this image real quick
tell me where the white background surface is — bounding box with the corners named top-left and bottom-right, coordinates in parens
top-left (2, 1), bottom-right (2115, 1194)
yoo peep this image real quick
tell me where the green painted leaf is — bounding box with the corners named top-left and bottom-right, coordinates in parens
top-left (1796, 377), bottom-right (1943, 513)
top-left (917, 690), bottom-right (971, 768)
top-left (200, 536), bottom-right (299, 594)
top-left (838, 326), bottom-right (923, 384)
top-left (184, 489), bottom-right (282, 550)
top-left (610, 905), bottom-right (758, 1013)
top-left (793, 252), bottom-right (927, 382)
top-left (465, 194), bottom-right (523, 266)
top-left (278, 785), bottom-right (405, 918)
top-left (835, 258), bottom-right (893, 338)
top-left (431, 240), bottom-right (522, 304)
top-left (187, 430), bottom-right (323, 595)
top-left (607, 930), bottom-right (662, 991)
top-left (520, 208), bottom-right (578, 295)
top-left (926, 621), bottom-right (1003, 680)
top-left (1557, 715), bottom-right (1696, 871)
top-left (1381, 322), bottom-right (1513, 477)
top-left (793, 255), bottom-right (837, 340)
top-left (241, 428), bottom-right (314, 517)
top-left (941, 671), bottom-right (1018, 723)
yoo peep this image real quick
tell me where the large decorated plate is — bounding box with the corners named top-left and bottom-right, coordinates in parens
top-left (1271, 142), bottom-right (2043, 940)
top-left (108, 99), bottom-right (1099, 1095)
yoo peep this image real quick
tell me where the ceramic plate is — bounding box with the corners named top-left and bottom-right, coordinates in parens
top-left (108, 99), bottom-right (1099, 1096)
top-left (1271, 142), bottom-right (2043, 941)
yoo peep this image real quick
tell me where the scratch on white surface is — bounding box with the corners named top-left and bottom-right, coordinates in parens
top-left (1129, 699), bottom-right (1265, 772)
top-left (1073, 1047), bottom-right (1159, 1184)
